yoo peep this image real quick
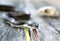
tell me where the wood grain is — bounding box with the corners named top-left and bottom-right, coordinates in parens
top-left (0, 0), bottom-right (60, 41)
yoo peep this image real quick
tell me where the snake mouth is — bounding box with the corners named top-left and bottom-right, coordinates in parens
top-left (7, 12), bottom-right (30, 20)
top-left (3, 11), bottom-right (31, 25)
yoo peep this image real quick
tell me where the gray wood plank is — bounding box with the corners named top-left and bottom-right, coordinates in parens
top-left (0, 0), bottom-right (60, 41)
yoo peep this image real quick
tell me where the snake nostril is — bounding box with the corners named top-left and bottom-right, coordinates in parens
top-left (44, 9), bottom-right (49, 14)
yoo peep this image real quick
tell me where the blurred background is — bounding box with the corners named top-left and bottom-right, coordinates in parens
top-left (0, 0), bottom-right (60, 41)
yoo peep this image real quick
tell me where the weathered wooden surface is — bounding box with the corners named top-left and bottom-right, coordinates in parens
top-left (0, 0), bottom-right (60, 41)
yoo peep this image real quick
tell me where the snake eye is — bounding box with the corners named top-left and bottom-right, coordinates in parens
top-left (44, 9), bottom-right (49, 13)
